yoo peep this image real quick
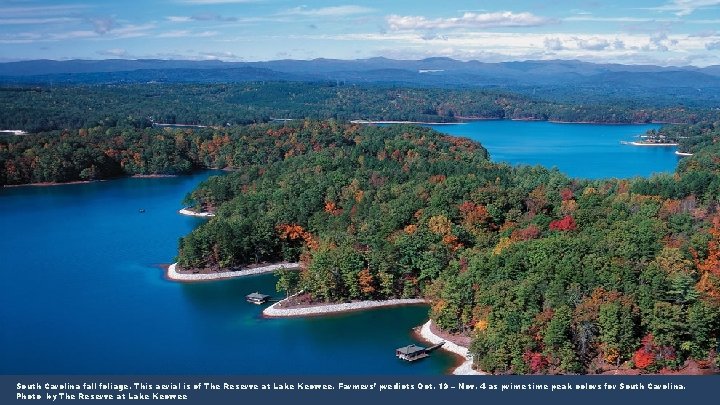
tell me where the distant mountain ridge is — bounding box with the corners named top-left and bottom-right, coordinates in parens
top-left (2, 57), bottom-right (718, 76)
top-left (1, 58), bottom-right (719, 99)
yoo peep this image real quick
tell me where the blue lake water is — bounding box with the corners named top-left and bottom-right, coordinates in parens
top-left (428, 120), bottom-right (676, 179)
top-left (0, 173), bottom-right (453, 375)
top-left (0, 121), bottom-right (681, 375)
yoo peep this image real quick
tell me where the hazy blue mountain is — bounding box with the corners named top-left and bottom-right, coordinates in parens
top-left (1, 58), bottom-right (719, 102)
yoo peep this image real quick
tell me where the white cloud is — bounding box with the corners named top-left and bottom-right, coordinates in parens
top-left (294, 30), bottom-right (719, 65)
top-left (167, 16), bottom-right (192, 22)
top-left (645, 32), bottom-right (678, 51)
top-left (0, 4), bottom-right (89, 17)
top-left (0, 32), bottom-right (43, 44)
top-left (706, 40), bottom-right (720, 50)
top-left (158, 30), bottom-right (192, 38)
top-left (158, 30), bottom-right (218, 38)
top-left (544, 36), bottom-right (625, 52)
top-left (282, 5), bottom-right (375, 17)
top-left (107, 24), bottom-right (156, 39)
top-left (166, 14), bottom-right (237, 22)
top-left (387, 12), bottom-right (554, 31)
top-left (689, 30), bottom-right (717, 37)
top-left (97, 48), bottom-right (128, 57)
top-left (0, 17), bottom-right (79, 25)
top-left (198, 51), bottom-right (242, 60)
top-left (653, 1), bottom-right (720, 16)
top-left (544, 37), bottom-right (564, 50)
top-left (3, 22), bottom-right (157, 43)
top-left (179, 0), bottom-right (257, 4)
top-left (50, 30), bottom-right (98, 41)
top-left (90, 17), bottom-right (117, 34)
top-left (564, 16), bottom-right (677, 22)
top-left (576, 37), bottom-right (611, 50)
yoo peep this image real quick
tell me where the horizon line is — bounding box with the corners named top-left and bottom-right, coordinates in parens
top-left (0, 56), bottom-right (717, 69)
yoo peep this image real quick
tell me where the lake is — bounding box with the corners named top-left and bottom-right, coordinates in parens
top-left (0, 173), bottom-right (454, 375)
top-left (0, 120), bottom-right (678, 375)
top-left (428, 120), bottom-right (675, 179)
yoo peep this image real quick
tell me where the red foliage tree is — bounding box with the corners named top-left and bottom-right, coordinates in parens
top-left (633, 334), bottom-right (657, 370)
top-left (511, 224), bottom-right (541, 241)
top-left (549, 215), bottom-right (577, 231)
top-left (523, 350), bottom-right (548, 374)
top-left (458, 201), bottom-right (490, 227)
top-left (560, 188), bottom-right (574, 201)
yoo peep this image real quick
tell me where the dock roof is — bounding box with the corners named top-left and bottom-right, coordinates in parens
top-left (396, 344), bottom-right (425, 355)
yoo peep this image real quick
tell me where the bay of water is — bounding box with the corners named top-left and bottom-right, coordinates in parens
top-left (428, 120), bottom-right (676, 179)
top-left (0, 173), bottom-right (453, 374)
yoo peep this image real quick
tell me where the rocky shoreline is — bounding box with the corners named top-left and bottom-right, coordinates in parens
top-left (263, 293), bottom-right (427, 317)
top-left (166, 262), bottom-right (299, 281)
top-left (178, 208), bottom-right (215, 217)
top-left (417, 320), bottom-right (485, 375)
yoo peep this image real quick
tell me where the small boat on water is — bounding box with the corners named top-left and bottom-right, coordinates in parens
top-left (138, 209), bottom-right (146, 213)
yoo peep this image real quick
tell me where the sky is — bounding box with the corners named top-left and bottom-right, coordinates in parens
top-left (1, 0), bottom-right (720, 66)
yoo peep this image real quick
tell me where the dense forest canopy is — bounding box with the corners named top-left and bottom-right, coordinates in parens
top-left (2, 80), bottom-right (719, 375)
top-left (169, 120), bottom-right (720, 375)
top-left (1, 82), bottom-right (718, 134)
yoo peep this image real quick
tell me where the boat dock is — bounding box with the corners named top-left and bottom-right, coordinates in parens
top-left (395, 341), bottom-right (445, 362)
top-left (246, 292), bottom-right (271, 305)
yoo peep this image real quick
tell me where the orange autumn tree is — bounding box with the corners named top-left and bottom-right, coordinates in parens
top-left (428, 215), bottom-right (463, 251)
top-left (276, 224), bottom-right (319, 250)
top-left (357, 268), bottom-right (376, 296)
top-left (696, 215), bottom-right (720, 302)
top-left (324, 201), bottom-right (342, 216)
top-left (458, 200), bottom-right (491, 232)
top-left (697, 215), bottom-right (720, 275)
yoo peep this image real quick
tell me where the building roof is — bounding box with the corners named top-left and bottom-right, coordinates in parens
top-left (396, 344), bottom-right (425, 355)
top-left (246, 292), bottom-right (270, 300)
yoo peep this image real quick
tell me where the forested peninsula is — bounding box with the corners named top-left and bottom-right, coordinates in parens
top-left (170, 120), bottom-right (720, 375)
top-left (2, 81), bottom-right (719, 375)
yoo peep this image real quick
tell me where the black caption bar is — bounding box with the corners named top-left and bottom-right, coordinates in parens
top-left (3, 375), bottom-right (715, 405)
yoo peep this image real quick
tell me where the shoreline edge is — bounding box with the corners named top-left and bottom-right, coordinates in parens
top-left (166, 262), bottom-right (299, 282)
top-left (417, 320), bottom-right (485, 375)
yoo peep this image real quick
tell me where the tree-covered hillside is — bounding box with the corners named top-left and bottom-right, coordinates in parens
top-left (2, 81), bottom-right (719, 375)
top-left (173, 121), bottom-right (720, 375)
top-left (2, 82), bottom-right (717, 134)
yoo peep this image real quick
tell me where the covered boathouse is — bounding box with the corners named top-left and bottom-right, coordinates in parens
top-left (396, 344), bottom-right (429, 361)
top-left (246, 292), bottom-right (270, 304)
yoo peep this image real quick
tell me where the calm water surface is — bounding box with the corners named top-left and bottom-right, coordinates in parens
top-left (0, 173), bottom-right (453, 374)
top-left (0, 121), bottom-right (680, 374)
top-left (429, 120), bottom-right (676, 179)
